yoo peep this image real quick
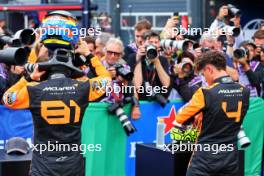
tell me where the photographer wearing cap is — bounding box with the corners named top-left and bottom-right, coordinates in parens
top-left (127, 30), bottom-right (170, 101)
top-left (2, 10), bottom-right (111, 176)
top-left (174, 51), bottom-right (250, 176)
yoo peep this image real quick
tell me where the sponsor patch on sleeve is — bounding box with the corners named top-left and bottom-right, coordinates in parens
top-left (3, 92), bottom-right (17, 105)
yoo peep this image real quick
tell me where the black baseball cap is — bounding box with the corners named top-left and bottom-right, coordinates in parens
top-left (5, 137), bottom-right (30, 155)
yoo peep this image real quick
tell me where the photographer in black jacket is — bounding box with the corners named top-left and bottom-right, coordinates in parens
top-left (127, 31), bottom-right (170, 101)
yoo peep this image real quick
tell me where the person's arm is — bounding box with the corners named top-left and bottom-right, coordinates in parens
top-left (88, 55), bottom-right (110, 77)
top-left (175, 88), bottom-right (205, 125)
top-left (175, 77), bottom-right (198, 102)
top-left (2, 77), bottom-right (30, 109)
top-left (133, 46), bottom-right (145, 89)
top-left (245, 68), bottom-right (262, 87)
top-left (226, 66), bottom-right (239, 81)
top-left (239, 59), bottom-right (261, 86)
top-left (2, 65), bottom-right (45, 109)
top-left (152, 57), bottom-right (170, 87)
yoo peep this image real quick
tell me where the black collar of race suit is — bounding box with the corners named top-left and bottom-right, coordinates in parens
top-left (213, 76), bottom-right (234, 84)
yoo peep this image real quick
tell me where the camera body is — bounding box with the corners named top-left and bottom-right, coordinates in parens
top-left (114, 64), bottom-right (134, 81)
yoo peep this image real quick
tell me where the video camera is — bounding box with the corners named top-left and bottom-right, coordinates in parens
top-left (108, 96), bottom-right (138, 136)
top-left (0, 29), bottom-right (36, 66)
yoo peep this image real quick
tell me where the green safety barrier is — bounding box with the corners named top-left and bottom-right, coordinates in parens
top-left (81, 99), bottom-right (264, 176)
top-left (81, 102), bottom-right (130, 176)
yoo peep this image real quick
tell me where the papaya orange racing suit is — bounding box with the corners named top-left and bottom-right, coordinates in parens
top-left (2, 56), bottom-right (111, 176)
top-left (175, 76), bottom-right (250, 176)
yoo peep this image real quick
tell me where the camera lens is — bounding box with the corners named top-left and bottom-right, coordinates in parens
top-left (234, 48), bottom-right (247, 59)
top-left (146, 45), bottom-right (158, 60)
top-left (182, 62), bottom-right (193, 75)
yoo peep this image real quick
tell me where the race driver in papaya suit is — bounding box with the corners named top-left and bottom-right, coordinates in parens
top-left (2, 50), bottom-right (111, 176)
top-left (2, 11), bottom-right (111, 176)
top-left (174, 51), bottom-right (250, 176)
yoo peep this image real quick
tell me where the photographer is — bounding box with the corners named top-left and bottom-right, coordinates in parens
top-left (101, 37), bottom-right (141, 119)
top-left (127, 30), bottom-right (170, 101)
top-left (252, 30), bottom-right (264, 98)
top-left (233, 47), bottom-right (262, 97)
top-left (170, 51), bottom-right (205, 102)
top-left (209, 4), bottom-right (244, 49)
top-left (124, 19), bottom-right (152, 61)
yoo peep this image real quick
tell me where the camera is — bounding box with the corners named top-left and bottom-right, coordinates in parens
top-left (145, 81), bottom-right (169, 107)
top-left (234, 47), bottom-right (249, 59)
top-left (160, 39), bottom-right (191, 51)
top-left (179, 61), bottom-right (193, 76)
top-left (114, 64), bottom-right (134, 81)
top-left (0, 29), bottom-right (36, 48)
top-left (221, 25), bottom-right (240, 37)
top-left (201, 47), bottom-right (210, 53)
top-left (145, 45), bottom-right (158, 60)
top-left (0, 47), bottom-right (29, 65)
top-left (0, 29), bottom-right (36, 66)
top-left (260, 45), bottom-right (264, 52)
top-left (24, 63), bottom-right (35, 73)
top-left (237, 126), bottom-right (251, 148)
top-left (227, 4), bottom-right (241, 18)
top-left (108, 97), bottom-right (137, 136)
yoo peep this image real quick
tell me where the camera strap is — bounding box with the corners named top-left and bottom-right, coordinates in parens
top-left (146, 70), bottom-right (156, 86)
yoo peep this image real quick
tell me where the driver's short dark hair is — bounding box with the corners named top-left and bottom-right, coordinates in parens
top-left (196, 51), bottom-right (226, 71)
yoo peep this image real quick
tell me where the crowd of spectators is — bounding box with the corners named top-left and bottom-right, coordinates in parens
top-left (1, 4), bottom-right (264, 121)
